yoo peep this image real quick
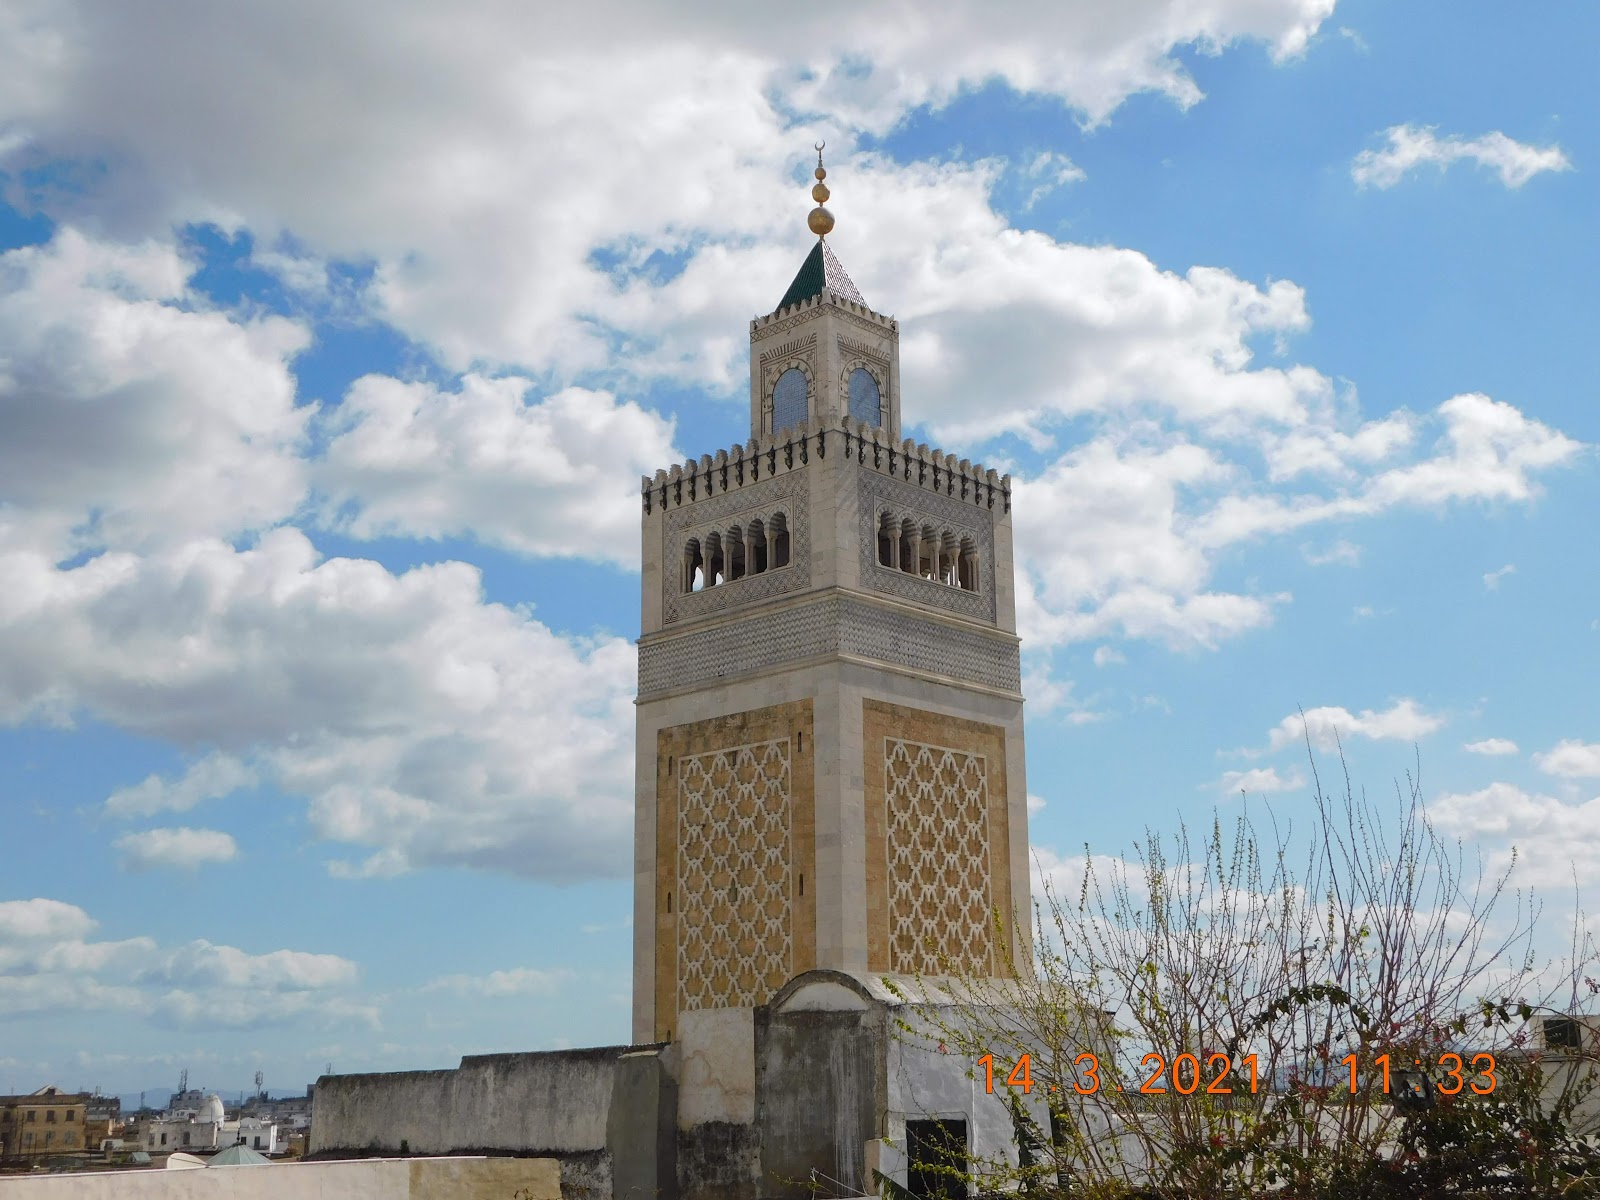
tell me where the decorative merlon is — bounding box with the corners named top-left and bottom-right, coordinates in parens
top-left (641, 414), bottom-right (1010, 515)
top-left (749, 289), bottom-right (898, 334)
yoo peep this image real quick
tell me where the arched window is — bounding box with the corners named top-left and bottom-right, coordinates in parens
top-left (748, 517), bottom-right (768, 574)
top-left (769, 512), bottom-right (791, 568)
top-left (705, 532), bottom-right (723, 587)
top-left (849, 367), bottom-right (882, 427)
top-left (877, 511), bottom-right (898, 567)
top-left (684, 538), bottom-right (705, 593)
top-left (772, 368), bottom-right (809, 434)
top-left (958, 536), bottom-right (979, 592)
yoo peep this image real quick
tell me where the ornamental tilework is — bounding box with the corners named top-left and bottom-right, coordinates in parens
top-left (857, 472), bottom-right (997, 624)
top-left (637, 596), bottom-right (1022, 698)
top-left (837, 599), bottom-right (1020, 693)
top-left (883, 738), bottom-right (994, 976)
top-left (663, 469), bottom-right (811, 624)
top-left (676, 740), bottom-right (793, 1012)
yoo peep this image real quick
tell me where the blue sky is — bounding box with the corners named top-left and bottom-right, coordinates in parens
top-left (1, 0), bottom-right (1596, 1098)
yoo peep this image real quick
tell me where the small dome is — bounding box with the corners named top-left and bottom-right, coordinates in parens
top-left (199, 1094), bottom-right (225, 1125)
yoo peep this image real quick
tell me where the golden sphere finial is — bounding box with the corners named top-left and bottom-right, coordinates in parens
top-left (808, 142), bottom-right (833, 237)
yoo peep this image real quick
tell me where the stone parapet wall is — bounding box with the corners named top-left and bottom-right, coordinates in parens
top-left (641, 416), bottom-right (1010, 519)
top-left (311, 1048), bottom-right (623, 1157)
top-left (0, 1156), bottom-right (560, 1200)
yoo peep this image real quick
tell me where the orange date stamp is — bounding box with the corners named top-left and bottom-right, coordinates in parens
top-left (978, 1051), bottom-right (1498, 1096)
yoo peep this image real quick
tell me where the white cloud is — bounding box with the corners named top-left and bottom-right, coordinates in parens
top-left (146, 940), bottom-right (357, 992)
top-left (1009, 388), bottom-right (1577, 654)
top-left (0, 231), bottom-right (311, 556)
top-left (1027, 793), bottom-right (1047, 815)
top-left (1262, 698), bottom-right (1444, 753)
top-left (1194, 394), bottom-right (1582, 551)
top-left (1464, 737), bottom-right (1519, 756)
top-left (1534, 740), bottom-right (1600, 780)
top-left (1, 528), bottom-right (637, 881)
top-left (1092, 646), bottom-right (1125, 667)
top-left (423, 967), bottom-right (573, 998)
top-left (1352, 124), bottom-right (1571, 190)
top-left (0, 1), bottom-right (1336, 381)
top-left (1482, 563), bottom-right (1516, 590)
top-left (0, 897), bottom-right (359, 1028)
top-left (1020, 150), bottom-right (1086, 208)
top-left (315, 375), bottom-right (676, 566)
top-left (1302, 539), bottom-right (1361, 566)
top-left (105, 753), bottom-right (256, 818)
top-left (0, 898), bottom-right (96, 943)
top-left (115, 827), bottom-right (239, 872)
top-left (1430, 782), bottom-right (1600, 887)
top-left (1213, 766), bottom-right (1305, 795)
top-left (1015, 438), bottom-right (1293, 651)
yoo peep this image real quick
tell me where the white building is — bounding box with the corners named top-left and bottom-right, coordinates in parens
top-left (143, 1094), bottom-right (230, 1154)
top-left (235, 1117), bottom-right (281, 1155)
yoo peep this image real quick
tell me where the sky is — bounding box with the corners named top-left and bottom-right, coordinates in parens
top-left (0, 0), bottom-right (1596, 1100)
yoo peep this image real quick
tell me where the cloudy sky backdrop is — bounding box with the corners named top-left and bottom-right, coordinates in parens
top-left (1, 0), bottom-right (1596, 1098)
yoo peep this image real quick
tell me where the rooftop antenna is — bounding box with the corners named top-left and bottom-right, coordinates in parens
top-left (255, 1070), bottom-right (265, 1100)
top-left (178, 1068), bottom-right (188, 1094)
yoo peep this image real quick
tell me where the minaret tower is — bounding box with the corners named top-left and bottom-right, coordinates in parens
top-left (633, 149), bottom-right (1029, 1043)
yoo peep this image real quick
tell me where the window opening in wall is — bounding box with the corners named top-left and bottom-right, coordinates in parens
top-left (680, 513), bottom-right (796, 594)
top-left (684, 538), bottom-right (705, 592)
top-left (799, 873), bottom-right (804, 896)
top-left (705, 532), bottom-right (724, 588)
top-left (848, 366), bottom-right (881, 427)
top-left (772, 367), bottom-right (809, 434)
top-left (749, 517), bottom-right (768, 573)
top-left (797, 731), bottom-right (803, 753)
top-left (668, 756), bottom-right (674, 773)
top-left (907, 1119), bottom-right (968, 1200)
top-left (958, 535), bottom-right (978, 592)
top-left (878, 513), bottom-right (980, 592)
top-left (770, 512), bottom-right (791, 567)
top-left (667, 892), bottom-right (672, 914)
top-left (1545, 1016), bottom-right (1582, 1049)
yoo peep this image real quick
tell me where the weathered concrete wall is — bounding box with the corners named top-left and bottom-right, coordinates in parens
top-left (676, 1009), bottom-right (759, 1200)
top-left (756, 980), bottom-right (887, 1199)
top-left (608, 1050), bottom-right (677, 1200)
top-left (677, 1122), bottom-right (759, 1200)
top-left (678, 1009), bottom-right (756, 1126)
top-left (310, 1048), bottom-right (627, 1157)
top-left (0, 1156), bottom-right (559, 1199)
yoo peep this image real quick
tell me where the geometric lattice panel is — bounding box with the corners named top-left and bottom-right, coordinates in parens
top-left (677, 739), bottom-right (793, 1012)
top-left (884, 738), bottom-right (993, 976)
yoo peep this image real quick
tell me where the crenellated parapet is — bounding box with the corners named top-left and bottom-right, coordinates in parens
top-left (641, 413), bottom-right (1011, 516)
top-left (748, 289), bottom-right (898, 339)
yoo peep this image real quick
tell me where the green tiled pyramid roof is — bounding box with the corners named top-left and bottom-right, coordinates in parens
top-left (775, 239), bottom-right (866, 312)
